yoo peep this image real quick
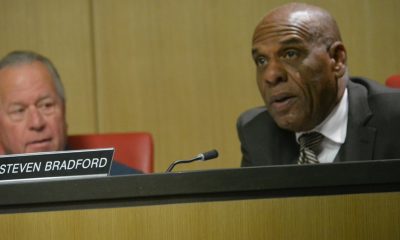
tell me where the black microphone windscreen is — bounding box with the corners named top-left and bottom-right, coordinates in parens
top-left (202, 149), bottom-right (219, 160)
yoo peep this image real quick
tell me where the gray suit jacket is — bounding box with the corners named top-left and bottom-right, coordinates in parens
top-left (237, 77), bottom-right (400, 166)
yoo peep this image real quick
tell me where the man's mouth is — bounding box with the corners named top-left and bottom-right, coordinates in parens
top-left (27, 138), bottom-right (52, 148)
top-left (29, 138), bottom-right (51, 144)
top-left (269, 94), bottom-right (295, 111)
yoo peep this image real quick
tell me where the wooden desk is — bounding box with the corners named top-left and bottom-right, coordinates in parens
top-left (1, 160), bottom-right (399, 239)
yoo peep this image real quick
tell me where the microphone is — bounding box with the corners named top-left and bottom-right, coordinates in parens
top-left (166, 149), bottom-right (219, 172)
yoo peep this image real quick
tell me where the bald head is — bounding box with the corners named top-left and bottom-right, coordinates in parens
top-left (251, 3), bottom-right (347, 132)
top-left (253, 3), bottom-right (342, 47)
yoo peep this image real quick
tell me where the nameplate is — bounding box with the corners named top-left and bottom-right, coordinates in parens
top-left (0, 148), bottom-right (114, 183)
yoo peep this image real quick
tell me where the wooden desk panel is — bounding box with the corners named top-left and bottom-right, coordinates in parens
top-left (1, 161), bottom-right (399, 239)
top-left (1, 192), bottom-right (399, 240)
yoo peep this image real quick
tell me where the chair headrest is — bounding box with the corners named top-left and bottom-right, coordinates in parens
top-left (385, 74), bottom-right (400, 88)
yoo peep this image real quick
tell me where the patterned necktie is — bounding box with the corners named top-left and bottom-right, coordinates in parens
top-left (298, 132), bottom-right (324, 164)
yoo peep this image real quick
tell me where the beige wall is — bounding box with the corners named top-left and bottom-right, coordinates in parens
top-left (1, 0), bottom-right (399, 172)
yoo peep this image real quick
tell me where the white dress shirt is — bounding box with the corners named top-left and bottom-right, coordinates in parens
top-left (296, 89), bottom-right (348, 163)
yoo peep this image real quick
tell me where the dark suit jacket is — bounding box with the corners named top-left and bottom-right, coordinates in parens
top-left (110, 161), bottom-right (142, 175)
top-left (237, 77), bottom-right (400, 166)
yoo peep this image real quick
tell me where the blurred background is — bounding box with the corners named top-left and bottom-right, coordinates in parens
top-left (1, 0), bottom-right (399, 172)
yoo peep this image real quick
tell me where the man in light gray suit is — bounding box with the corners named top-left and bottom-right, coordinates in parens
top-left (237, 3), bottom-right (400, 166)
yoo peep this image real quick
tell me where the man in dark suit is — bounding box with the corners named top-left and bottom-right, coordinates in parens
top-left (237, 3), bottom-right (400, 166)
top-left (0, 50), bottom-right (140, 175)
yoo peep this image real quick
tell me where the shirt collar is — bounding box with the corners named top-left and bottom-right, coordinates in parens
top-left (296, 88), bottom-right (348, 144)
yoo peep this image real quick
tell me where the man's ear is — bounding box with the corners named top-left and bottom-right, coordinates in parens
top-left (328, 41), bottom-right (346, 78)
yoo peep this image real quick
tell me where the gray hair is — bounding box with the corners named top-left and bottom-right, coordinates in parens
top-left (0, 50), bottom-right (66, 102)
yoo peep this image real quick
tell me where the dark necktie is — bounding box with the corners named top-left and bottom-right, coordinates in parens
top-left (298, 132), bottom-right (324, 164)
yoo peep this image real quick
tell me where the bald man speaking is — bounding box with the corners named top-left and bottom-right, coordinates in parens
top-left (237, 3), bottom-right (400, 166)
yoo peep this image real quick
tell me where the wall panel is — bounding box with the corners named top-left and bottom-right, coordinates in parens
top-left (92, 0), bottom-right (265, 171)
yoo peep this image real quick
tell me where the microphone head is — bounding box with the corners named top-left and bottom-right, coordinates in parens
top-left (200, 149), bottom-right (219, 161)
top-left (166, 149), bottom-right (219, 172)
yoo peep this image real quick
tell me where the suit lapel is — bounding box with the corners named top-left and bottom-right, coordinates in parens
top-left (337, 80), bottom-right (376, 162)
top-left (249, 111), bottom-right (299, 165)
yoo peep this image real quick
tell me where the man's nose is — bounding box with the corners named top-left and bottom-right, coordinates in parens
top-left (27, 107), bottom-right (46, 131)
top-left (262, 59), bottom-right (287, 86)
